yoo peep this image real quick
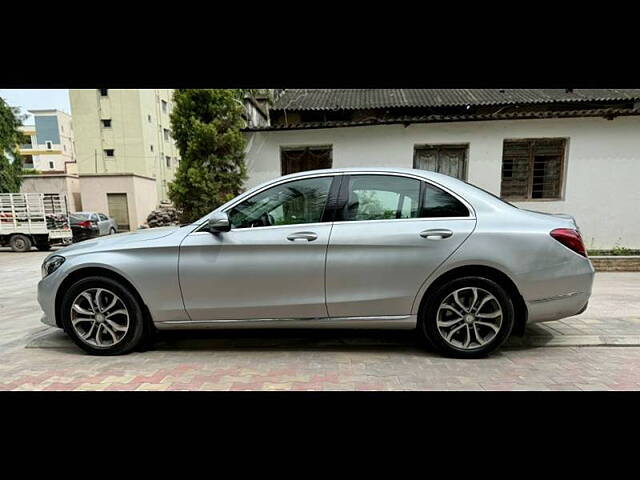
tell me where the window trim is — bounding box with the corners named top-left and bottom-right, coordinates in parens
top-left (191, 171), bottom-right (475, 235)
top-left (500, 137), bottom-right (568, 202)
top-left (208, 174), bottom-right (340, 232)
top-left (335, 173), bottom-right (474, 224)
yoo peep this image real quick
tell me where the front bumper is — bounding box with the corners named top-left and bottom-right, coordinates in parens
top-left (37, 269), bottom-right (63, 329)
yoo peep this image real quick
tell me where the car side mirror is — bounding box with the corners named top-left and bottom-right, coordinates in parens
top-left (207, 212), bottom-right (231, 233)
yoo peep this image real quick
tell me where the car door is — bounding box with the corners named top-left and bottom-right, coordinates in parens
top-left (97, 213), bottom-right (110, 234)
top-left (179, 174), bottom-right (338, 321)
top-left (325, 173), bottom-right (476, 318)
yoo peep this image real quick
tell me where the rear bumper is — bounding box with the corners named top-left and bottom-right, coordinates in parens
top-left (71, 227), bottom-right (99, 242)
top-left (525, 259), bottom-right (595, 323)
top-left (526, 291), bottom-right (590, 323)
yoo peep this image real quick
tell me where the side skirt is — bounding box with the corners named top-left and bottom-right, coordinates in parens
top-left (155, 315), bottom-right (418, 330)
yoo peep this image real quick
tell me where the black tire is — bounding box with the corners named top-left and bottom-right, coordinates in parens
top-left (9, 234), bottom-right (32, 252)
top-left (61, 276), bottom-right (146, 355)
top-left (418, 276), bottom-right (514, 359)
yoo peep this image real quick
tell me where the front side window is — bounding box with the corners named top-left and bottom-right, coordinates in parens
top-left (341, 175), bottom-right (421, 221)
top-left (228, 176), bottom-right (333, 229)
top-left (99, 214), bottom-right (108, 221)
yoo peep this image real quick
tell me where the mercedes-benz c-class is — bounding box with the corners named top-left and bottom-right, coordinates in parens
top-left (38, 168), bottom-right (594, 357)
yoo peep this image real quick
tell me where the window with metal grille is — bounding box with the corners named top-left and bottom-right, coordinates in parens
top-left (500, 138), bottom-right (566, 200)
top-left (280, 146), bottom-right (332, 175)
top-left (414, 144), bottom-right (468, 180)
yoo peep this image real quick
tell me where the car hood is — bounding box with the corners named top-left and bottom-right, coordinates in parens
top-left (55, 226), bottom-right (183, 256)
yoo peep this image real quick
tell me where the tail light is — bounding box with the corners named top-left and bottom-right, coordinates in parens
top-left (78, 220), bottom-right (92, 228)
top-left (550, 228), bottom-right (587, 257)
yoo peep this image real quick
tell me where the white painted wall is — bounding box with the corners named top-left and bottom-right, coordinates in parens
top-left (244, 116), bottom-right (640, 249)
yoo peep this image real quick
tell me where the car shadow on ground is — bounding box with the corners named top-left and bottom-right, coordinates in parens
top-left (149, 329), bottom-right (428, 354)
top-left (27, 326), bottom-right (549, 356)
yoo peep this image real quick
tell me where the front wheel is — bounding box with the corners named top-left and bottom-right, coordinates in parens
top-left (61, 276), bottom-right (146, 355)
top-left (419, 276), bottom-right (514, 358)
top-left (109, 228), bottom-right (116, 235)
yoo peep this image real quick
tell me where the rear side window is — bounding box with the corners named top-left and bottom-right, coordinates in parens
top-left (421, 183), bottom-right (469, 218)
top-left (338, 175), bottom-right (469, 221)
top-left (340, 175), bottom-right (421, 221)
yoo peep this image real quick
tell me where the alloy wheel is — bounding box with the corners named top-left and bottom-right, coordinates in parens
top-left (436, 287), bottom-right (503, 350)
top-left (69, 288), bottom-right (130, 347)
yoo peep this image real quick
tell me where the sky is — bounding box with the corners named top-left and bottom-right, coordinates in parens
top-left (0, 89), bottom-right (71, 124)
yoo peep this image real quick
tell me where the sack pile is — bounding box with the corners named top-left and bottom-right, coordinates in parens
top-left (146, 204), bottom-right (180, 228)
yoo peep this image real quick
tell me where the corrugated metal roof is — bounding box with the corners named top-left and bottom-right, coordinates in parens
top-left (244, 107), bottom-right (640, 132)
top-left (271, 89), bottom-right (640, 111)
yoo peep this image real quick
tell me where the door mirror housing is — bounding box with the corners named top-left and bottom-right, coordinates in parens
top-left (207, 212), bottom-right (231, 233)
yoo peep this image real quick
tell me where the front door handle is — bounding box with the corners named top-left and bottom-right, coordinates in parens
top-left (287, 231), bottom-right (318, 242)
top-left (420, 229), bottom-right (453, 240)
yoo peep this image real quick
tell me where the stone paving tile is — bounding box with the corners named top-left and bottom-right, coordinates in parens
top-left (0, 343), bottom-right (639, 391)
top-left (2, 250), bottom-right (640, 391)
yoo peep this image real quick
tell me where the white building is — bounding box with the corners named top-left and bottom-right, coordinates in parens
top-left (18, 109), bottom-right (76, 173)
top-left (243, 89), bottom-right (640, 250)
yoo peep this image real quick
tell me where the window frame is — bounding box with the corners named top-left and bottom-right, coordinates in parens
top-left (220, 174), bottom-right (341, 231)
top-left (335, 172), bottom-right (474, 224)
top-left (192, 171), bottom-right (474, 235)
top-left (500, 137), bottom-right (568, 202)
top-left (280, 145), bottom-right (333, 176)
top-left (413, 143), bottom-right (469, 181)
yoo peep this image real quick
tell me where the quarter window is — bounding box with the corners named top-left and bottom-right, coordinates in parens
top-left (228, 177), bottom-right (333, 229)
top-left (421, 183), bottom-right (469, 217)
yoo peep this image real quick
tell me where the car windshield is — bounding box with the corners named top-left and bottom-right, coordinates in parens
top-left (70, 213), bottom-right (91, 221)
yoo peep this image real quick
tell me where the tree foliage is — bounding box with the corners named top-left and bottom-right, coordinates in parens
top-left (0, 97), bottom-right (24, 193)
top-left (168, 89), bottom-right (248, 223)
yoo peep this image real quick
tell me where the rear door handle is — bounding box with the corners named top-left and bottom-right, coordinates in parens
top-left (420, 229), bottom-right (453, 239)
top-left (287, 231), bottom-right (318, 242)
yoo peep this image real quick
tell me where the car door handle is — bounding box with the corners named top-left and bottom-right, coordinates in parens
top-left (419, 229), bottom-right (453, 239)
top-left (287, 232), bottom-right (318, 242)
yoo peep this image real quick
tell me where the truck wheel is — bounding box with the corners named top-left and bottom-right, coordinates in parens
top-left (10, 234), bottom-right (32, 252)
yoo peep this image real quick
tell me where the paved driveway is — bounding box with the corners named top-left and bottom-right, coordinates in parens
top-left (1, 247), bottom-right (639, 390)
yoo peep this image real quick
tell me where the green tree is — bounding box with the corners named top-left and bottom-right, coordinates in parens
top-left (168, 89), bottom-right (248, 223)
top-left (0, 97), bottom-right (25, 193)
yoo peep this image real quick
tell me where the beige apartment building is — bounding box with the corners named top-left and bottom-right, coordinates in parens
top-left (18, 109), bottom-right (76, 173)
top-left (69, 89), bottom-right (180, 202)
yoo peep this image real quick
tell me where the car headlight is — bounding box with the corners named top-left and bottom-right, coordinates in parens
top-left (42, 255), bottom-right (65, 278)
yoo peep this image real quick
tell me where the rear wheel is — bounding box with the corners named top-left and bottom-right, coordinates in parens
top-left (419, 276), bottom-right (514, 358)
top-left (9, 234), bottom-right (32, 252)
top-left (61, 276), bottom-right (146, 355)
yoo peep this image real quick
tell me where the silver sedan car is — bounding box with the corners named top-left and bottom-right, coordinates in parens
top-left (38, 168), bottom-right (594, 358)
